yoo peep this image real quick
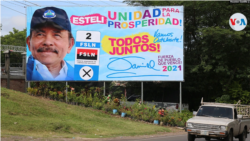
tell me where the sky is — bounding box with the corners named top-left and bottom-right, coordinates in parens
top-left (0, 0), bottom-right (128, 36)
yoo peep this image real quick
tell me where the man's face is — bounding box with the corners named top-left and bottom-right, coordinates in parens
top-left (27, 26), bottom-right (74, 66)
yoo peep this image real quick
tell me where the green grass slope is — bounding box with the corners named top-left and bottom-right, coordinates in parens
top-left (1, 87), bottom-right (170, 138)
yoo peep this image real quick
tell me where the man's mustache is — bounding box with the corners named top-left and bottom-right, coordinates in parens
top-left (37, 47), bottom-right (58, 54)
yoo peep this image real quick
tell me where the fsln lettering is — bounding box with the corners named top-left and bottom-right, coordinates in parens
top-left (79, 52), bottom-right (96, 57)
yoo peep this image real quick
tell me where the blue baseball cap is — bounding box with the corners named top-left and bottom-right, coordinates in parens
top-left (31, 7), bottom-right (71, 32)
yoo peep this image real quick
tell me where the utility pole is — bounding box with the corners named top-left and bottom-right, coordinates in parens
top-left (4, 50), bottom-right (11, 89)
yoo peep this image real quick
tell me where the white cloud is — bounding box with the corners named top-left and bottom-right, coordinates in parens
top-left (1, 15), bottom-right (26, 36)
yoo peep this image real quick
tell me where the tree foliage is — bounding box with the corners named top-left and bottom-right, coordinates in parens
top-left (1, 28), bottom-right (26, 46)
top-left (125, 1), bottom-right (250, 108)
top-left (1, 28), bottom-right (26, 63)
top-left (227, 81), bottom-right (250, 104)
top-left (215, 95), bottom-right (232, 104)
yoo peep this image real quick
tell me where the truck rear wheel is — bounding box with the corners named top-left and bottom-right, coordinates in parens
top-left (188, 133), bottom-right (195, 141)
top-left (239, 128), bottom-right (247, 141)
top-left (224, 130), bottom-right (233, 141)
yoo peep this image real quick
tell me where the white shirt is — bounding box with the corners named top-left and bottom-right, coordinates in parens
top-left (35, 60), bottom-right (68, 80)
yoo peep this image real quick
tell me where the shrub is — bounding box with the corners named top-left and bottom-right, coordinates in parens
top-left (104, 94), bottom-right (111, 104)
top-left (67, 88), bottom-right (76, 103)
top-left (83, 95), bottom-right (92, 107)
top-left (33, 88), bottom-right (38, 96)
top-left (126, 110), bottom-right (132, 117)
top-left (128, 100), bottom-right (157, 121)
top-left (72, 92), bottom-right (77, 103)
top-left (27, 82), bottom-right (193, 127)
top-left (58, 91), bottom-right (64, 101)
top-left (93, 102), bottom-right (104, 110)
top-left (49, 91), bottom-right (57, 99)
top-left (109, 97), bottom-right (119, 110)
top-left (120, 106), bottom-right (129, 113)
top-left (74, 93), bottom-right (81, 104)
top-left (161, 110), bottom-right (193, 127)
top-left (142, 114), bottom-right (150, 121)
top-left (27, 87), bottom-right (33, 95)
top-left (102, 104), bottom-right (113, 114)
top-left (92, 92), bottom-right (103, 109)
top-left (113, 98), bottom-right (120, 106)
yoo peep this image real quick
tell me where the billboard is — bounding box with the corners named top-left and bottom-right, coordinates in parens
top-left (26, 6), bottom-right (184, 81)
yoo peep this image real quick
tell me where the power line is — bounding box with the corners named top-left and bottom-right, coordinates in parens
top-left (54, 0), bottom-right (76, 5)
top-left (88, 0), bottom-right (100, 6)
top-left (54, 0), bottom-right (80, 6)
top-left (65, 0), bottom-right (89, 6)
top-left (100, 0), bottom-right (112, 6)
top-left (3, 0), bottom-right (25, 8)
top-left (67, 0), bottom-right (79, 5)
top-left (1, 4), bottom-right (26, 15)
top-left (13, 0), bottom-right (31, 6)
top-left (109, 0), bottom-right (125, 4)
top-left (65, 0), bottom-right (91, 6)
top-left (70, 0), bottom-right (93, 6)
top-left (23, 0), bottom-right (40, 6)
top-left (54, 0), bottom-right (93, 7)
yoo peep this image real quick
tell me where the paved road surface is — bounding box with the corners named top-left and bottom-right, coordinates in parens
top-left (2, 132), bottom-right (250, 141)
top-left (103, 133), bottom-right (250, 141)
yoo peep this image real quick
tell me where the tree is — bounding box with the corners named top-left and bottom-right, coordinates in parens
top-left (124, 1), bottom-right (250, 109)
top-left (1, 28), bottom-right (26, 46)
top-left (1, 28), bottom-right (26, 63)
top-left (215, 95), bottom-right (232, 103)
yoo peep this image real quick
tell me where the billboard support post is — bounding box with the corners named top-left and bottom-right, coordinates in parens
top-left (21, 52), bottom-right (26, 75)
top-left (4, 50), bottom-right (10, 89)
top-left (104, 82), bottom-right (105, 96)
top-left (180, 82), bottom-right (182, 113)
top-left (141, 82), bottom-right (143, 104)
top-left (21, 52), bottom-right (27, 92)
top-left (66, 82), bottom-right (68, 103)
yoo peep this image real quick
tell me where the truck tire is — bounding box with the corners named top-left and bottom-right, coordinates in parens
top-left (224, 130), bottom-right (233, 141)
top-left (239, 128), bottom-right (247, 141)
top-left (188, 133), bottom-right (195, 141)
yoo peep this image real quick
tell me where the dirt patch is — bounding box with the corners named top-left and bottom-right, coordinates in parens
top-left (1, 92), bottom-right (10, 98)
top-left (7, 111), bottom-right (19, 116)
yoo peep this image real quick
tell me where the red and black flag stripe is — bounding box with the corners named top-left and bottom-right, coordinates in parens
top-left (77, 49), bottom-right (98, 60)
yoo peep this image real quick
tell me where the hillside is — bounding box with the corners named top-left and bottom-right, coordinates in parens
top-left (1, 87), bottom-right (171, 139)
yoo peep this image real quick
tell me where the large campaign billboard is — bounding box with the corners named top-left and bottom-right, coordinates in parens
top-left (26, 6), bottom-right (184, 81)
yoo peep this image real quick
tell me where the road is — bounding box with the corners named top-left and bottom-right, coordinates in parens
top-left (103, 133), bottom-right (250, 141)
top-left (2, 133), bottom-right (250, 141)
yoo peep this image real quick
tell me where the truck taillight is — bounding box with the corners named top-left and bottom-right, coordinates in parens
top-left (176, 104), bottom-right (179, 109)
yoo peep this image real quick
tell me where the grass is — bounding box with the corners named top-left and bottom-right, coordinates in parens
top-left (1, 87), bottom-right (171, 139)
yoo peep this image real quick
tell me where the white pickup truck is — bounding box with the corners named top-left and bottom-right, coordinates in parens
top-left (186, 98), bottom-right (250, 141)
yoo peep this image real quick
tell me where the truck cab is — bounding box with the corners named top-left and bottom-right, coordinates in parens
top-left (185, 99), bottom-right (250, 141)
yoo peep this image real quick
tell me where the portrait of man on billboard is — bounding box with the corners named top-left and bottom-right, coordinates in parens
top-left (26, 7), bottom-right (75, 81)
